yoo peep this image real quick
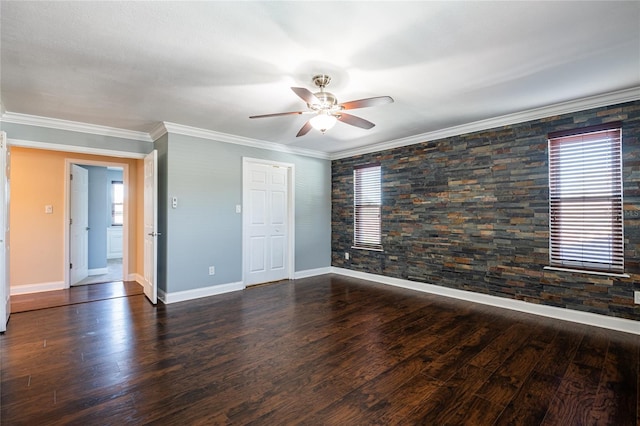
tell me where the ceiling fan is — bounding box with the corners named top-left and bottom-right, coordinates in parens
top-left (249, 74), bottom-right (394, 137)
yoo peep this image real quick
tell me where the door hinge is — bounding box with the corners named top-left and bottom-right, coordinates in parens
top-left (70, 218), bottom-right (73, 225)
top-left (70, 263), bottom-right (73, 269)
top-left (70, 173), bottom-right (73, 180)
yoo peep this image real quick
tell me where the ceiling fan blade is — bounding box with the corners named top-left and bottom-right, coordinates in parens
top-left (338, 113), bottom-right (375, 130)
top-left (296, 121), bottom-right (313, 137)
top-left (249, 111), bottom-right (306, 119)
top-left (291, 87), bottom-right (320, 105)
top-left (340, 96), bottom-right (394, 110)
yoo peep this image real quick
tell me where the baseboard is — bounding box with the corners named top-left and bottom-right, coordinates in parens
top-left (10, 281), bottom-right (66, 295)
top-left (331, 267), bottom-right (640, 336)
top-left (159, 281), bottom-right (245, 304)
top-left (294, 267), bottom-right (332, 279)
top-left (130, 273), bottom-right (143, 284)
top-left (88, 267), bottom-right (109, 276)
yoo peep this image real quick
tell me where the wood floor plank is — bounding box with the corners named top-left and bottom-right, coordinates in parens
top-left (541, 362), bottom-right (603, 425)
top-left (1, 274), bottom-right (638, 424)
top-left (409, 364), bottom-right (495, 423)
top-left (494, 370), bottom-right (563, 425)
top-left (589, 336), bottom-right (639, 425)
top-left (475, 339), bottom-right (547, 407)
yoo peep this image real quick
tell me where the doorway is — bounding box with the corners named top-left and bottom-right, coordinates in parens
top-left (65, 159), bottom-right (129, 288)
top-left (242, 158), bottom-right (295, 286)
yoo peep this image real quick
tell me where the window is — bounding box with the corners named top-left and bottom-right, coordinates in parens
top-left (354, 164), bottom-right (382, 250)
top-left (111, 181), bottom-right (123, 226)
top-left (548, 123), bottom-right (623, 273)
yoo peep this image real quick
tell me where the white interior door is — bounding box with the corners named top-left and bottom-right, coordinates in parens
top-left (143, 150), bottom-right (157, 304)
top-left (0, 132), bottom-right (10, 332)
top-left (244, 161), bottom-right (289, 286)
top-left (70, 164), bottom-right (89, 285)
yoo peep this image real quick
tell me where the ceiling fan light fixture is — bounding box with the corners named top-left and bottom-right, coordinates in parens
top-left (250, 74), bottom-right (393, 137)
top-left (310, 112), bottom-right (337, 134)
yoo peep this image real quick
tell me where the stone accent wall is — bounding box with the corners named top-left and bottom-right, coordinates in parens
top-left (332, 100), bottom-right (640, 321)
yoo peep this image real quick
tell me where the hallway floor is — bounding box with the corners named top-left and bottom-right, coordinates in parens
top-left (76, 258), bottom-right (123, 285)
top-left (10, 280), bottom-right (142, 313)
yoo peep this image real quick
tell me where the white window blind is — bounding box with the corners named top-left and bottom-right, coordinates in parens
top-left (548, 124), bottom-right (623, 273)
top-left (354, 164), bottom-right (382, 250)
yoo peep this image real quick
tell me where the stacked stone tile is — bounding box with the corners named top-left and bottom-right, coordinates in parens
top-left (332, 100), bottom-right (640, 321)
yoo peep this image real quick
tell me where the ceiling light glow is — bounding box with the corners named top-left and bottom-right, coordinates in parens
top-left (310, 113), bottom-right (337, 134)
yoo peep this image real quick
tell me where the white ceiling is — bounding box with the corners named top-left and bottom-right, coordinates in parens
top-left (1, 1), bottom-right (639, 157)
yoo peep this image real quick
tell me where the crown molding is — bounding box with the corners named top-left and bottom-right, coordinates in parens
top-left (4, 86), bottom-right (637, 162)
top-left (0, 112), bottom-right (153, 143)
top-left (149, 122), bottom-right (168, 142)
top-left (7, 138), bottom-right (147, 159)
top-left (160, 121), bottom-right (330, 160)
top-left (330, 86), bottom-right (640, 160)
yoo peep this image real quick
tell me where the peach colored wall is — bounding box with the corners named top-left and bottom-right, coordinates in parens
top-left (10, 147), bottom-right (141, 288)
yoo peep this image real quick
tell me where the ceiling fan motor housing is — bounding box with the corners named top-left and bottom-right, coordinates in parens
top-left (310, 92), bottom-right (338, 111)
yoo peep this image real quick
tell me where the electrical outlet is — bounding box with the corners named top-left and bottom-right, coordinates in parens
top-left (44, 205), bottom-right (53, 214)
top-left (635, 291), bottom-right (640, 304)
top-left (209, 266), bottom-right (215, 276)
top-left (345, 252), bottom-right (349, 260)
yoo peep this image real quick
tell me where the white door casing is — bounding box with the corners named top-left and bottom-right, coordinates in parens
top-left (243, 159), bottom-right (294, 286)
top-left (69, 164), bottom-right (89, 285)
top-left (143, 150), bottom-right (158, 304)
top-left (0, 132), bottom-right (10, 332)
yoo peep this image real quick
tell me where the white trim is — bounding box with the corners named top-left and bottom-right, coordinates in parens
top-left (88, 267), bottom-right (109, 276)
top-left (7, 138), bottom-right (147, 159)
top-left (331, 267), bottom-right (640, 335)
top-left (2, 87), bottom-right (637, 161)
top-left (148, 122), bottom-right (169, 142)
top-left (1, 112), bottom-right (153, 142)
top-left (10, 281), bottom-right (65, 295)
top-left (330, 86), bottom-right (640, 160)
top-left (160, 121), bottom-right (329, 160)
top-left (132, 273), bottom-right (145, 286)
top-left (294, 267), bottom-right (332, 279)
top-left (544, 266), bottom-right (630, 278)
top-left (158, 282), bottom-right (245, 304)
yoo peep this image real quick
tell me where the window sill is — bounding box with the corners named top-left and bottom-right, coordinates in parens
top-left (352, 246), bottom-right (384, 252)
top-left (544, 266), bottom-right (630, 278)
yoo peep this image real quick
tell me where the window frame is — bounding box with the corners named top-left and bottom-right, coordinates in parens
top-left (353, 163), bottom-right (382, 251)
top-left (547, 122), bottom-right (624, 274)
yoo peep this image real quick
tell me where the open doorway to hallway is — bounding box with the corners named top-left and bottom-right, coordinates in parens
top-left (69, 164), bottom-right (125, 286)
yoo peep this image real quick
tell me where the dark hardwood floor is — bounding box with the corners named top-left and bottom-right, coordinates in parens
top-left (10, 280), bottom-right (143, 313)
top-left (1, 274), bottom-right (638, 424)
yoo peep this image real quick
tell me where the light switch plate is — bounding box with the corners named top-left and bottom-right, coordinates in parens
top-left (235, 205), bottom-right (242, 213)
top-left (45, 205), bottom-right (53, 214)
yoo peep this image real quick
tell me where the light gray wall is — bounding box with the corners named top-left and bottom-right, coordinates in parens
top-left (2, 120), bottom-right (331, 296)
top-left (162, 133), bottom-right (331, 294)
top-left (86, 166), bottom-right (108, 269)
top-left (1, 122), bottom-right (152, 154)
